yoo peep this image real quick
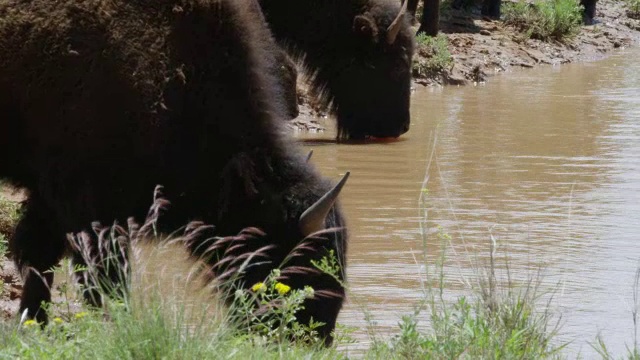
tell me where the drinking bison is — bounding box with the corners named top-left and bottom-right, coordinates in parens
top-left (0, 0), bottom-right (348, 344)
top-left (258, 0), bottom-right (416, 139)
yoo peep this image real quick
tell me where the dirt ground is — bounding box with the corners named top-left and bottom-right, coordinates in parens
top-left (420, 0), bottom-right (640, 86)
top-left (290, 0), bottom-right (640, 130)
top-left (3, 0), bottom-right (640, 322)
top-left (0, 188), bottom-right (25, 321)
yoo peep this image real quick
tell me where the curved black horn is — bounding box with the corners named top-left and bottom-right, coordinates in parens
top-left (299, 172), bottom-right (350, 237)
top-left (386, 0), bottom-right (407, 45)
top-left (306, 150), bottom-right (314, 162)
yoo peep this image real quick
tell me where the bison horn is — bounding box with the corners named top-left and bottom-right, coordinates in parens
top-left (299, 171), bottom-right (350, 237)
top-left (306, 150), bottom-right (314, 162)
top-left (386, 0), bottom-right (407, 45)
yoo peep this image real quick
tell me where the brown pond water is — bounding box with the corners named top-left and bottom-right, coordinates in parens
top-left (297, 48), bottom-right (640, 357)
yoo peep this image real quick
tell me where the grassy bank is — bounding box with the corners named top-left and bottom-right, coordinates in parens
top-left (1, 186), bottom-right (638, 359)
top-left (502, 0), bottom-right (583, 41)
top-left (412, 0), bottom-right (640, 86)
top-left (0, 195), bottom-right (20, 257)
top-left (0, 207), bottom-right (568, 359)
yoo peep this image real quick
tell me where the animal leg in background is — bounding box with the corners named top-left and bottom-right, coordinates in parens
top-left (9, 195), bottom-right (66, 324)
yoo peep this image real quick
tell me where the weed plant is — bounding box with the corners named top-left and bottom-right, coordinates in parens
top-left (3, 157), bottom-right (634, 359)
top-left (591, 261), bottom-right (640, 359)
top-left (362, 135), bottom-right (568, 359)
top-left (0, 189), bottom-right (344, 358)
top-left (0, 196), bottom-right (20, 249)
top-left (628, 0), bottom-right (640, 19)
top-left (413, 33), bottom-right (454, 78)
top-left (503, 0), bottom-right (583, 41)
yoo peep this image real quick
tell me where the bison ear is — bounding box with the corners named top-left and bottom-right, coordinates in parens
top-left (353, 14), bottom-right (379, 42)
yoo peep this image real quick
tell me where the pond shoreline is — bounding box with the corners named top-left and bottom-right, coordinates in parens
top-left (413, 0), bottom-right (640, 86)
top-left (3, 0), bottom-right (640, 326)
top-left (289, 0), bottom-right (640, 131)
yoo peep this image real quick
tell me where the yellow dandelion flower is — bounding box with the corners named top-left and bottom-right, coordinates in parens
top-left (53, 317), bottom-right (64, 324)
top-left (22, 319), bottom-right (38, 327)
top-left (74, 312), bottom-right (88, 319)
top-left (274, 282), bottom-right (291, 295)
top-left (251, 282), bottom-right (266, 292)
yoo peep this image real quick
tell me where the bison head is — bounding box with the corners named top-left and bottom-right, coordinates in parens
top-left (329, 1), bottom-right (415, 140)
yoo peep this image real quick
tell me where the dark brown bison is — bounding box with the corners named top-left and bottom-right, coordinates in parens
top-left (247, 0), bottom-right (299, 119)
top-left (258, 0), bottom-right (416, 139)
top-left (0, 0), bottom-right (348, 344)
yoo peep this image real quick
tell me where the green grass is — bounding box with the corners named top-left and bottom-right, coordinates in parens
top-left (0, 197), bottom-right (20, 251)
top-left (0, 215), bottom-right (568, 360)
top-left (413, 33), bottom-right (454, 78)
top-left (503, 0), bottom-right (584, 41)
top-left (0, 191), bottom-right (20, 261)
top-left (0, 298), bottom-right (345, 360)
top-left (0, 239), bottom-right (346, 359)
top-left (0, 233), bottom-right (7, 261)
top-left (1, 178), bottom-right (635, 359)
top-left (0, 179), bottom-right (567, 359)
top-left (590, 263), bottom-right (640, 360)
top-left (628, 0), bottom-right (640, 19)
top-left (364, 224), bottom-right (566, 359)
top-left (0, 239), bottom-right (566, 360)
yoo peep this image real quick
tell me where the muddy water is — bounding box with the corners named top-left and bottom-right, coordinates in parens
top-left (297, 48), bottom-right (640, 356)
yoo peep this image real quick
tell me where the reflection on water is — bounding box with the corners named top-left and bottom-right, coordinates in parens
top-left (297, 49), bottom-right (640, 356)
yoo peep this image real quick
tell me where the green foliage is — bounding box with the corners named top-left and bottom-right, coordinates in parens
top-left (503, 0), bottom-right (584, 41)
top-left (0, 295), bottom-right (345, 360)
top-left (369, 268), bottom-right (564, 359)
top-left (0, 239), bottom-right (344, 359)
top-left (229, 268), bottom-right (323, 345)
top-left (0, 233), bottom-right (7, 260)
top-left (413, 33), bottom-right (454, 78)
top-left (591, 264), bottom-right (640, 359)
top-left (0, 197), bottom-right (572, 359)
top-left (0, 194), bottom-right (20, 263)
top-left (311, 249), bottom-right (343, 286)
top-left (0, 197), bottom-right (20, 248)
top-left (628, 0), bottom-right (640, 19)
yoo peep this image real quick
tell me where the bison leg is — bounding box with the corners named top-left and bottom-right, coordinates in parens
top-left (9, 196), bottom-right (66, 324)
top-left (481, 0), bottom-right (502, 19)
top-left (406, 0), bottom-right (420, 24)
top-left (580, 0), bottom-right (596, 24)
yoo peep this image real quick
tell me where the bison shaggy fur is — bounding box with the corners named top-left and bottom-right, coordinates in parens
top-left (258, 0), bottom-right (416, 139)
top-left (0, 0), bottom-right (347, 344)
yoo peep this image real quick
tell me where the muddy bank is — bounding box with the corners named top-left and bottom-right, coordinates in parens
top-left (415, 0), bottom-right (640, 86)
top-left (0, 189), bottom-right (23, 321)
top-left (0, 260), bottom-right (21, 321)
top-left (289, 0), bottom-right (640, 131)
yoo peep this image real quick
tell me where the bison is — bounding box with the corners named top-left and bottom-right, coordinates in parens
top-left (258, 0), bottom-right (416, 140)
top-left (247, 0), bottom-right (300, 119)
top-left (0, 0), bottom-right (348, 344)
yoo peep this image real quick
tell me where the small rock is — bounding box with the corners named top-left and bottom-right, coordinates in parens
top-left (445, 72), bottom-right (468, 86)
top-left (524, 49), bottom-right (539, 61)
top-left (480, 29), bottom-right (491, 36)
